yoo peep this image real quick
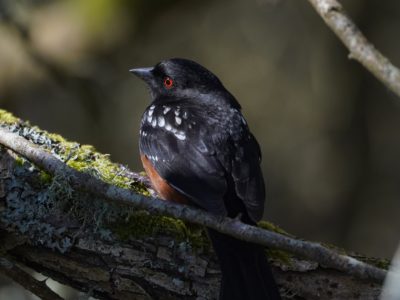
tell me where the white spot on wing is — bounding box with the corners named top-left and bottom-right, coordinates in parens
top-left (163, 106), bottom-right (171, 114)
top-left (158, 116), bottom-right (165, 127)
top-left (151, 118), bottom-right (157, 127)
top-left (182, 111), bottom-right (188, 119)
top-left (175, 116), bottom-right (182, 125)
top-left (149, 155), bottom-right (158, 162)
top-left (175, 131), bottom-right (186, 140)
top-left (148, 105), bottom-right (155, 116)
top-left (165, 123), bottom-right (172, 131)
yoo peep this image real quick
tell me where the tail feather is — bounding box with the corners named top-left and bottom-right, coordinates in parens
top-left (208, 229), bottom-right (281, 300)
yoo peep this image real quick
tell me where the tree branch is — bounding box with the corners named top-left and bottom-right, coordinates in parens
top-left (308, 0), bottom-right (400, 98)
top-left (0, 121), bottom-right (387, 286)
top-left (0, 142), bottom-right (382, 299)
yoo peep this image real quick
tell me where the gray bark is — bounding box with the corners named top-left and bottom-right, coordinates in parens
top-left (0, 119), bottom-right (384, 299)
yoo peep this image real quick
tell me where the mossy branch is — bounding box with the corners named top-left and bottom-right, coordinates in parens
top-left (0, 110), bottom-right (386, 299)
top-left (308, 0), bottom-right (400, 99)
top-left (0, 120), bottom-right (387, 283)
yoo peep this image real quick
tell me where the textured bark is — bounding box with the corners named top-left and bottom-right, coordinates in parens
top-left (0, 127), bottom-right (386, 284)
top-left (1, 233), bottom-right (384, 300)
top-left (0, 117), bottom-right (385, 299)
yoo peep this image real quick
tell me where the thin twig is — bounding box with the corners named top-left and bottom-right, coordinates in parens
top-left (0, 127), bottom-right (387, 283)
top-left (308, 0), bottom-right (400, 98)
top-left (0, 257), bottom-right (64, 300)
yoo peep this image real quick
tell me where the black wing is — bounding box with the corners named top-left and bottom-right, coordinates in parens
top-left (230, 130), bottom-right (265, 222)
top-left (139, 100), bottom-right (265, 221)
top-left (139, 102), bottom-right (228, 216)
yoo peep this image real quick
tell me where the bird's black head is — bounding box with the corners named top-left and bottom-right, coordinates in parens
top-left (130, 58), bottom-right (227, 101)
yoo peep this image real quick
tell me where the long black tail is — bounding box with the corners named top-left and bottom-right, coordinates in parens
top-left (208, 229), bottom-right (281, 300)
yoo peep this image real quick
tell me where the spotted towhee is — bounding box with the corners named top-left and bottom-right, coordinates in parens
top-left (130, 58), bottom-right (281, 300)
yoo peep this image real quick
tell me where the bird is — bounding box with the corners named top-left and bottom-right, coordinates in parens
top-left (130, 58), bottom-right (281, 300)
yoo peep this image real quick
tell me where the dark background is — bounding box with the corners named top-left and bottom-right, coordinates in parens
top-left (1, 0), bottom-right (399, 298)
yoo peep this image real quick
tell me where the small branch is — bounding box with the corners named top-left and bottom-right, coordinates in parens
top-left (308, 0), bottom-right (400, 98)
top-left (0, 127), bottom-right (387, 283)
top-left (0, 257), bottom-right (64, 300)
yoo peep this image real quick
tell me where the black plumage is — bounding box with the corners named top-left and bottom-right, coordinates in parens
top-left (131, 58), bottom-right (280, 300)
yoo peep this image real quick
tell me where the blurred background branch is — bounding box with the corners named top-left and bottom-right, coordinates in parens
top-left (308, 0), bottom-right (400, 98)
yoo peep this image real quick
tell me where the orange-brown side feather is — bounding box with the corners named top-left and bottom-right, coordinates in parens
top-left (140, 154), bottom-right (188, 204)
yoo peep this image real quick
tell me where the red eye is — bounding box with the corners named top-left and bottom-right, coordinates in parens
top-left (163, 77), bottom-right (174, 89)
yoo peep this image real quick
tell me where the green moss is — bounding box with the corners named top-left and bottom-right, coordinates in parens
top-left (112, 215), bottom-right (297, 262)
top-left (266, 248), bottom-right (292, 265)
top-left (35, 126), bottom-right (143, 193)
top-left (67, 160), bottom-right (88, 171)
top-left (0, 109), bottom-right (151, 222)
top-left (257, 220), bottom-right (293, 237)
top-left (371, 258), bottom-right (390, 270)
top-left (112, 211), bottom-right (185, 239)
top-left (350, 254), bottom-right (390, 270)
top-left (39, 171), bottom-right (52, 184)
top-left (15, 156), bottom-right (25, 166)
top-left (259, 222), bottom-right (388, 269)
top-left (0, 109), bottom-right (19, 124)
top-left (45, 135), bottom-right (149, 195)
top-left (47, 133), bottom-right (67, 143)
top-left (111, 210), bottom-right (209, 250)
top-left (257, 221), bottom-right (294, 265)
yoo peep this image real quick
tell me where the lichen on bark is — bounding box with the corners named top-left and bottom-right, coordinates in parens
top-left (0, 109), bottom-right (211, 254)
top-left (0, 109), bottom-right (384, 299)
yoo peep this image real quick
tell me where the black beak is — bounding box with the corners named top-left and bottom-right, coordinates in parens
top-left (129, 67), bottom-right (154, 83)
